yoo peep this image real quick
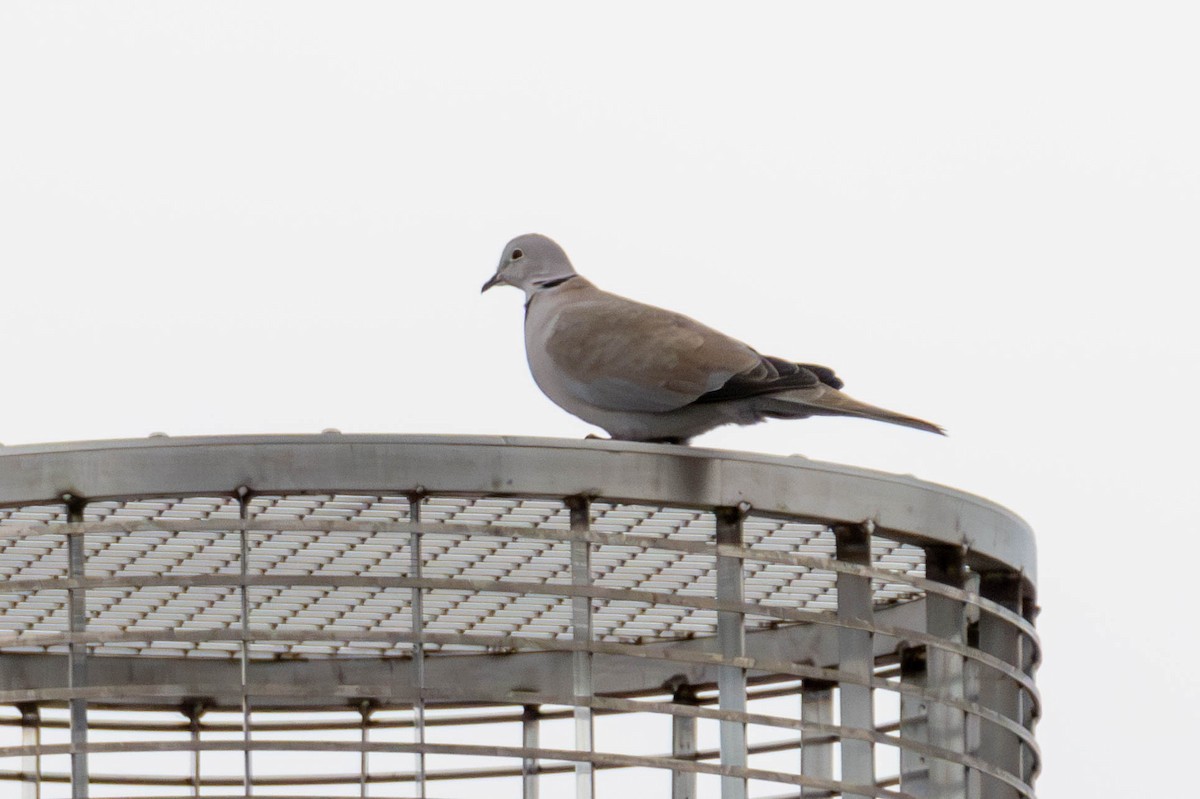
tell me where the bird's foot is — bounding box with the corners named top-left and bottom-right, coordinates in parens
top-left (584, 433), bottom-right (609, 441)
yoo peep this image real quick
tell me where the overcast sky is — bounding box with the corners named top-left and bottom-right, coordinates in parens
top-left (1, 2), bottom-right (1198, 796)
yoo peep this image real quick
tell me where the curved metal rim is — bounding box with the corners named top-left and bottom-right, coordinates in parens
top-left (0, 672), bottom-right (1040, 764)
top-left (0, 735), bottom-right (1033, 798)
top-left (0, 739), bottom-right (926, 799)
top-left (0, 434), bottom-right (1036, 582)
top-left (0, 569), bottom-right (1041, 705)
top-left (0, 516), bottom-right (1042, 655)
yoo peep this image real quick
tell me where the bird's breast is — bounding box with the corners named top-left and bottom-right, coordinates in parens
top-left (523, 299), bottom-right (581, 411)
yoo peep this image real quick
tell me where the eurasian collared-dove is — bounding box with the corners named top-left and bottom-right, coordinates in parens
top-left (482, 233), bottom-right (944, 444)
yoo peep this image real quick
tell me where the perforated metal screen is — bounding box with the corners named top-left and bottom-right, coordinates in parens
top-left (1, 495), bottom-right (925, 659)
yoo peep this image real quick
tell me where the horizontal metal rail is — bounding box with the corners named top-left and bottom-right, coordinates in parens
top-left (0, 636), bottom-right (1041, 766)
top-left (0, 739), bottom-right (921, 798)
top-left (0, 575), bottom-right (1040, 713)
top-left (0, 732), bottom-right (1034, 799)
top-left (0, 435), bottom-right (1039, 581)
top-left (0, 691), bottom-right (1033, 797)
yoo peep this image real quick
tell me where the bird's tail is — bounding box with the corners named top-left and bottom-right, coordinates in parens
top-left (763, 388), bottom-right (946, 435)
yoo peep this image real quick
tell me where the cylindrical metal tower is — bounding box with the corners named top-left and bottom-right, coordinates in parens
top-left (0, 435), bottom-right (1038, 798)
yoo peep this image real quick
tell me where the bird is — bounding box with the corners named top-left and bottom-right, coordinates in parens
top-left (482, 233), bottom-right (944, 444)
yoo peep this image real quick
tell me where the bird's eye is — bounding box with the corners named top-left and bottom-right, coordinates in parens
top-left (511, 249), bottom-right (524, 260)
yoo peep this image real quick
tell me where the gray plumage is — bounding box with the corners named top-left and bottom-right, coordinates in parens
top-left (482, 233), bottom-right (944, 444)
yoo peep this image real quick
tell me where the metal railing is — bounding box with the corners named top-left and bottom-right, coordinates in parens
top-left (0, 434), bottom-right (1039, 798)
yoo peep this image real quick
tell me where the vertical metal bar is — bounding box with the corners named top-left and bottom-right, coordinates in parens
top-left (360, 700), bottom-right (372, 799)
top-left (835, 523), bottom-right (875, 798)
top-left (925, 545), bottom-right (967, 799)
top-left (800, 680), bottom-right (834, 797)
top-left (1019, 590), bottom-right (1039, 791)
top-left (977, 572), bottom-right (1023, 799)
top-left (236, 487), bottom-right (253, 797)
top-left (964, 571), bottom-right (982, 799)
top-left (567, 495), bottom-right (594, 799)
top-left (408, 492), bottom-right (427, 799)
top-left (186, 702), bottom-right (204, 797)
top-left (714, 505), bottom-right (747, 799)
top-left (670, 682), bottom-right (698, 799)
top-left (64, 494), bottom-right (88, 798)
top-left (899, 647), bottom-right (930, 796)
top-left (522, 705), bottom-right (540, 799)
top-left (18, 703), bottom-right (40, 799)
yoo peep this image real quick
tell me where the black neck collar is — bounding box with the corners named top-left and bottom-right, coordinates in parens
top-left (534, 275), bottom-right (577, 290)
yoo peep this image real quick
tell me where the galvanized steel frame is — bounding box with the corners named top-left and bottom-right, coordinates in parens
top-left (0, 435), bottom-right (1039, 798)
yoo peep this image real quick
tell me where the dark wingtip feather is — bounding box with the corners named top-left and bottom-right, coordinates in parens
top-left (798, 363), bottom-right (844, 390)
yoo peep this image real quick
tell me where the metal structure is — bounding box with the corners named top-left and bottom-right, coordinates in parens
top-left (0, 434), bottom-right (1039, 798)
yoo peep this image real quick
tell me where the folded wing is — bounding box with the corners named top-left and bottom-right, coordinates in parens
top-left (542, 290), bottom-right (765, 413)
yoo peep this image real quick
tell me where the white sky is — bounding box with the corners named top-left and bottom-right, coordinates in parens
top-left (1, 2), bottom-right (1198, 796)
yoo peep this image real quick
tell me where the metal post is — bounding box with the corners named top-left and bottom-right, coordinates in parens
top-left (236, 486), bottom-right (253, 796)
top-left (186, 702), bottom-right (204, 797)
top-left (977, 573), bottom-right (1023, 799)
top-left (522, 705), bottom-right (540, 799)
top-left (925, 545), bottom-right (967, 799)
top-left (670, 681), bottom-right (698, 799)
top-left (899, 647), bottom-right (930, 795)
top-left (409, 492), bottom-right (427, 799)
top-left (567, 495), bottom-right (594, 799)
top-left (715, 505), bottom-right (747, 799)
top-left (1019, 590), bottom-right (1039, 790)
top-left (64, 493), bottom-right (89, 798)
top-left (835, 523), bottom-right (875, 798)
top-left (18, 703), bottom-right (40, 799)
top-left (964, 571), bottom-right (982, 799)
top-left (800, 680), bottom-right (834, 797)
top-left (360, 700), bottom-right (372, 799)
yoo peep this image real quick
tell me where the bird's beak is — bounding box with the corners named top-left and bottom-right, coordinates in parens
top-left (481, 272), bottom-right (504, 293)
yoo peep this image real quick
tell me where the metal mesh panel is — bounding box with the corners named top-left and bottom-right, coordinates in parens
top-left (0, 497), bottom-right (927, 658)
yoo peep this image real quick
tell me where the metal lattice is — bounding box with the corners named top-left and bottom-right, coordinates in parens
top-left (0, 496), bottom-right (927, 657)
top-left (0, 435), bottom-right (1039, 799)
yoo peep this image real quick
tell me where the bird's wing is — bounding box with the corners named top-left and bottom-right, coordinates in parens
top-left (692, 355), bottom-right (843, 404)
top-left (539, 287), bottom-right (765, 413)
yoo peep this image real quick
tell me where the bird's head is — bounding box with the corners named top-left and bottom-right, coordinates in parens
top-left (482, 233), bottom-right (577, 298)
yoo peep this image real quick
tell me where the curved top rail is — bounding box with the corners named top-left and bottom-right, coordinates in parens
top-left (0, 434), bottom-right (1035, 582)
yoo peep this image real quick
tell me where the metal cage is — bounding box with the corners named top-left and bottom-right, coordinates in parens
top-left (0, 435), bottom-right (1038, 799)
